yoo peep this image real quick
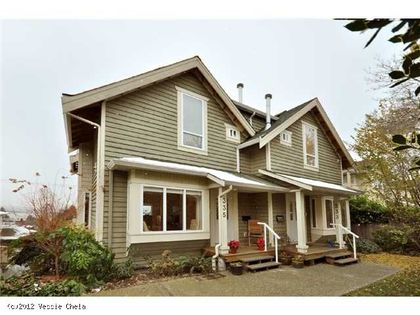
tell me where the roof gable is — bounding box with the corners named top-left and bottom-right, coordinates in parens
top-left (62, 56), bottom-right (255, 136)
top-left (240, 98), bottom-right (354, 168)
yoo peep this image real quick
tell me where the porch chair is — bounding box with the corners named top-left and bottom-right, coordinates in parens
top-left (248, 219), bottom-right (264, 246)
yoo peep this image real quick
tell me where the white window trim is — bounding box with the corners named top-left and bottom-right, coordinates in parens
top-left (140, 184), bottom-right (205, 234)
top-left (176, 86), bottom-right (208, 155)
top-left (322, 196), bottom-right (335, 230)
top-left (225, 123), bottom-right (240, 143)
top-left (302, 121), bottom-right (319, 171)
top-left (280, 130), bottom-right (292, 146)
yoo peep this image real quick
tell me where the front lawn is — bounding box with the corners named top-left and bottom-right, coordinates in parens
top-left (344, 253), bottom-right (420, 296)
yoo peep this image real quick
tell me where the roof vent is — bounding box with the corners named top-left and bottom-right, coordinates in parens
top-left (237, 83), bottom-right (244, 103)
top-left (265, 93), bottom-right (272, 130)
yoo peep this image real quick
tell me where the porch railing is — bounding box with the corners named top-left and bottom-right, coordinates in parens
top-left (257, 222), bottom-right (281, 263)
top-left (331, 223), bottom-right (359, 259)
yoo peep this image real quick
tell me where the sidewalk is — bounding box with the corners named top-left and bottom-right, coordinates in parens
top-left (93, 262), bottom-right (398, 296)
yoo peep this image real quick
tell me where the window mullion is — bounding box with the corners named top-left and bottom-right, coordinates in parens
top-left (183, 190), bottom-right (187, 231)
top-left (163, 187), bottom-right (167, 232)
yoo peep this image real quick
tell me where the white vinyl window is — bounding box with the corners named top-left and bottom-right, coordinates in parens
top-left (225, 123), bottom-right (240, 143)
top-left (176, 86), bottom-right (208, 154)
top-left (280, 130), bottom-right (292, 146)
top-left (141, 185), bottom-right (203, 233)
top-left (325, 198), bottom-right (335, 229)
top-left (302, 122), bottom-right (318, 169)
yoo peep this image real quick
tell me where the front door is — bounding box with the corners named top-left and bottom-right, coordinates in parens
top-left (286, 193), bottom-right (298, 243)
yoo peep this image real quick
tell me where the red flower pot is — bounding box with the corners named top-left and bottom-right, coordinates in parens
top-left (229, 247), bottom-right (238, 254)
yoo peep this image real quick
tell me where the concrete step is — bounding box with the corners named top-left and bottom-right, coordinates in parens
top-left (246, 261), bottom-right (280, 272)
top-left (240, 255), bottom-right (274, 264)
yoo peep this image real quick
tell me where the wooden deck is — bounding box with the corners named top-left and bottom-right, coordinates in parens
top-left (203, 245), bottom-right (275, 263)
top-left (282, 244), bottom-right (349, 261)
top-left (203, 243), bottom-right (348, 263)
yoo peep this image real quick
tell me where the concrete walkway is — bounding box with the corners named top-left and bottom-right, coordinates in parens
top-left (94, 262), bottom-right (398, 296)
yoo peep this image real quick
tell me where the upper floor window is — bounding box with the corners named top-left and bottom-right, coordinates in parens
top-left (302, 122), bottom-right (318, 169)
top-left (280, 130), bottom-right (292, 146)
top-left (176, 86), bottom-right (208, 154)
top-left (225, 123), bottom-right (240, 143)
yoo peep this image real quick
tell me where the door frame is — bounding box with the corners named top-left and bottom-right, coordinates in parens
top-left (285, 193), bottom-right (298, 243)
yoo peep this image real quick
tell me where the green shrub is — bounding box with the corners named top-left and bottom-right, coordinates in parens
top-left (350, 196), bottom-right (389, 224)
top-left (0, 273), bottom-right (39, 296)
top-left (59, 226), bottom-right (114, 285)
top-left (373, 226), bottom-right (409, 253)
top-left (38, 279), bottom-right (85, 296)
top-left (146, 250), bottom-right (213, 277)
top-left (110, 259), bottom-right (134, 280)
top-left (0, 273), bottom-right (85, 296)
top-left (348, 238), bottom-right (382, 253)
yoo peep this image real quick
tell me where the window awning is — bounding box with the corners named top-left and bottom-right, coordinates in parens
top-left (258, 169), bottom-right (361, 195)
top-left (108, 157), bottom-right (289, 192)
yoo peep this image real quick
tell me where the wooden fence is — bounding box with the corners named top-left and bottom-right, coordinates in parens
top-left (351, 223), bottom-right (384, 240)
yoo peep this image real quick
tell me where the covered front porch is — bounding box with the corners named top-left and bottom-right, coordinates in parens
top-left (211, 170), bottom-right (360, 263)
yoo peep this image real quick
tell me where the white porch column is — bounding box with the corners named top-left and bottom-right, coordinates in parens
top-left (295, 190), bottom-right (308, 253)
top-left (345, 199), bottom-right (351, 229)
top-left (218, 187), bottom-right (230, 255)
top-left (334, 198), bottom-right (345, 249)
top-left (267, 192), bottom-right (274, 246)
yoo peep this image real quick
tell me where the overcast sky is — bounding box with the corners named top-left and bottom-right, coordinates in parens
top-left (0, 19), bottom-right (400, 214)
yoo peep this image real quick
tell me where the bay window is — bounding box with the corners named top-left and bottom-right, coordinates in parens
top-left (176, 86), bottom-right (208, 154)
top-left (302, 122), bottom-right (318, 169)
top-left (141, 185), bottom-right (203, 233)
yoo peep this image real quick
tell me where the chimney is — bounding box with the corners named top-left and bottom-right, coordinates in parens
top-left (265, 93), bottom-right (272, 130)
top-left (237, 83), bottom-right (244, 103)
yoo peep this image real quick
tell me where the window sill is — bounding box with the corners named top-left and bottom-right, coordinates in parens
top-left (304, 164), bottom-right (319, 172)
top-left (127, 231), bottom-right (210, 244)
top-left (177, 145), bottom-right (208, 156)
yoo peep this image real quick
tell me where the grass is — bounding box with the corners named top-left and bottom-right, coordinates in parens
top-left (344, 253), bottom-right (420, 296)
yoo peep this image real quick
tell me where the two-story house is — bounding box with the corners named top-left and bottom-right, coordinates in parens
top-left (62, 56), bottom-right (360, 268)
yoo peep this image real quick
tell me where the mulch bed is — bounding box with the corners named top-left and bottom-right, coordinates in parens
top-left (101, 270), bottom-right (223, 291)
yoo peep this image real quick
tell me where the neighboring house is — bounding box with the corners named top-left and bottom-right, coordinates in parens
top-left (62, 56), bottom-right (359, 265)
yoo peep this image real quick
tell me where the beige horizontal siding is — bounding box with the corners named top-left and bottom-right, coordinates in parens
top-left (237, 192), bottom-right (268, 245)
top-left (270, 112), bottom-right (342, 184)
top-left (103, 170), bottom-right (128, 263)
top-left (272, 193), bottom-right (287, 240)
top-left (104, 72), bottom-right (246, 171)
top-left (128, 239), bottom-right (210, 267)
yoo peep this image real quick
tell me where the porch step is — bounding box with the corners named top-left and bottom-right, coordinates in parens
top-left (325, 251), bottom-right (357, 265)
top-left (246, 261), bottom-right (280, 272)
top-left (240, 255), bottom-right (275, 264)
top-left (334, 257), bottom-right (358, 266)
top-left (325, 251), bottom-right (353, 259)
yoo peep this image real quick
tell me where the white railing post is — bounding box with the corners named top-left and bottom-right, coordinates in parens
top-left (264, 225), bottom-right (267, 251)
top-left (275, 238), bottom-right (278, 263)
top-left (352, 235), bottom-right (357, 259)
top-left (258, 222), bottom-right (281, 263)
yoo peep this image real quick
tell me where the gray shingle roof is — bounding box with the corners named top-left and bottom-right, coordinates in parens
top-left (242, 98), bottom-right (316, 142)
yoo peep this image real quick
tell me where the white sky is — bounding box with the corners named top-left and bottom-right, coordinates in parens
top-left (0, 19), bottom-right (401, 213)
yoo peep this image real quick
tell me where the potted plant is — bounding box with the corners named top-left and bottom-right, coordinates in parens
top-left (228, 240), bottom-right (240, 254)
top-left (256, 238), bottom-right (265, 251)
top-left (279, 250), bottom-right (292, 265)
top-left (292, 255), bottom-right (305, 268)
top-left (230, 262), bottom-right (243, 275)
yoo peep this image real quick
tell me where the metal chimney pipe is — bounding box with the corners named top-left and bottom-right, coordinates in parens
top-left (265, 93), bottom-right (272, 130)
top-left (237, 83), bottom-right (244, 103)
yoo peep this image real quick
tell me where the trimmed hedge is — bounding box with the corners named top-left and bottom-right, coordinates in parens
top-left (350, 196), bottom-right (389, 224)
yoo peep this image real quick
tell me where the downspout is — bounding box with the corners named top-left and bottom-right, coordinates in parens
top-left (107, 170), bottom-right (114, 249)
top-left (236, 146), bottom-right (240, 173)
